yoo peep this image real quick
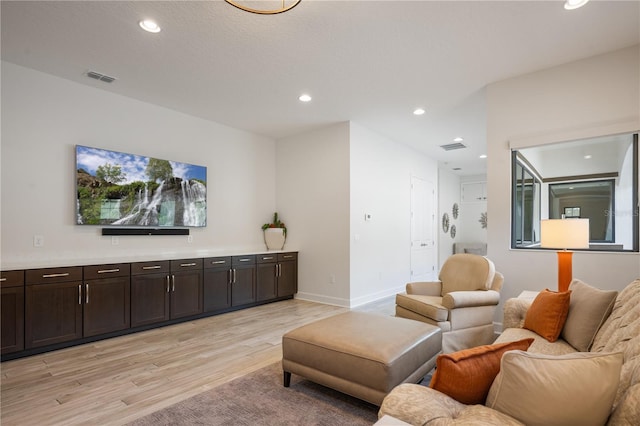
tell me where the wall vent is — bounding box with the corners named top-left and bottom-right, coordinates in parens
top-left (87, 71), bottom-right (116, 83)
top-left (440, 142), bottom-right (467, 151)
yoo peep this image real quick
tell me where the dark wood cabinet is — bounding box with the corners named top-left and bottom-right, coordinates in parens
top-left (169, 259), bottom-right (203, 319)
top-left (130, 259), bottom-right (203, 327)
top-left (5, 251), bottom-right (296, 360)
top-left (130, 261), bottom-right (171, 328)
top-left (257, 253), bottom-right (297, 301)
top-left (82, 264), bottom-right (131, 337)
top-left (277, 253), bottom-right (298, 297)
top-left (203, 257), bottom-right (232, 313)
top-left (1, 270), bottom-right (25, 355)
top-left (25, 267), bottom-right (83, 349)
top-left (257, 255), bottom-right (278, 301)
top-left (231, 255), bottom-right (256, 306)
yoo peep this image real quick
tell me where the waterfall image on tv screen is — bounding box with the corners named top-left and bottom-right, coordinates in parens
top-left (76, 145), bottom-right (207, 227)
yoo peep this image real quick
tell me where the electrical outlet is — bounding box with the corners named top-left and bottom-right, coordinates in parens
top-left (187, 235), bottom-right (193, 243)
top-left (33, 235), bottom-right (44, 247)
top-left (329, 274), bottom-right (336, 284)
top-left (111, 236), bottom-right (119, 246)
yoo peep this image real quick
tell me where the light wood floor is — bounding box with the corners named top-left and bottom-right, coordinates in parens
top-left (1, 297), bottom-right (395, 425)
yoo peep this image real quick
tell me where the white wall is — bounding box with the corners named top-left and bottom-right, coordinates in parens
top-left (486, 46), bottom-right (640, 314)
top-left (275, 123), bottom-right (351, 306)
top-left (438, 169), bottom-right (460, 268)
top-left (1, 62), bottom-right (276, 269)
top-left (276, 122), bottom-right (438, 308)
top-left (349, 122), bottom-right (438, 306)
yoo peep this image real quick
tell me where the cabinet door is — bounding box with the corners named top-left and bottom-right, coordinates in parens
top-left (170, 259), bottom-right (203, 319)
top-left (130, 262), bottom-right (170, 328)
top-left (1, 286), bottom-right (24, 354)
top-left (231, 256), bottom-right (256, 307)
top-left (131, 273), bottom-right (170, 327)
top-left (83, 276), bottom-right (131, 338)
top-left (277, 260), bottom-right (297, 298)
top-left (1, 270), bottom-right (24, 355)
top-left (203, 257), bottom-right (232, 313)
top-left (25, 282), bottom-right (83, 348)
top-left (256, 262), bottom-right (277, 301)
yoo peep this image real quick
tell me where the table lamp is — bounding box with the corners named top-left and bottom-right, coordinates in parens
top-left (540, 218), bottom-right (590, 292)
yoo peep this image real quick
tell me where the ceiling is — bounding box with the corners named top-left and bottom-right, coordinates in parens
top-left (2, 1), bottom-right (639, 176)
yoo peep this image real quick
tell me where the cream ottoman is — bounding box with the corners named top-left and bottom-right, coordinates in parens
top-left (282, 311), bottom-right (442, 406)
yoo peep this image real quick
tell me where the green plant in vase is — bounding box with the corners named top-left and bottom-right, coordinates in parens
top-left (262, 212), bottom-right (287, 250)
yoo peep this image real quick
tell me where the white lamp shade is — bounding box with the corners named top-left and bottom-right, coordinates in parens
top-left (541, 219), bottom-right (590, 249)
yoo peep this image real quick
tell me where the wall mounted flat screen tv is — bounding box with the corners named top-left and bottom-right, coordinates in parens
top-left (76, 145), bottom-right (207, 228)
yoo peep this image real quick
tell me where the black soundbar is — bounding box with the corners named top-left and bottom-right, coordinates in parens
top-left (101, 228), bottom-right (190, 236)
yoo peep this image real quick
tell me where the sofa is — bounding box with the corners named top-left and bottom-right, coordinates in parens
top-left (378, 278), bottom-right (640, 425)
top-left (453, 242), bottom-right (487, 256)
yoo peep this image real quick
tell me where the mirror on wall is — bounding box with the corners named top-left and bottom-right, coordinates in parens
top-left (511, 132), bottom-right (638, 252)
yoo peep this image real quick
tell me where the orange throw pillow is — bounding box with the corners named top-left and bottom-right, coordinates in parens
top-left (429, 338), bottom-right (534, 405)
top-left (523, 289), bottom-right (571, 342)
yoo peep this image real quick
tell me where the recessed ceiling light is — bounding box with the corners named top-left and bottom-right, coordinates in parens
top-left (453, 137), bottom-right (464, 142)
top-left (299, 94), bottom-right (312, 102)
top-left (413, 108), bottom-right (425, 116)
top-left (564, 0), bottom-right (589, 10)
top-left (139, 19), bottom-right (161, 33)
top-left (584, 154), bottom-right (592, 159)
top-left (479, 154), bottom-right (487, 159)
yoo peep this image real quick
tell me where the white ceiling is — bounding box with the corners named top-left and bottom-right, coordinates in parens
top-left (2, 0), bottom-right (639, 176)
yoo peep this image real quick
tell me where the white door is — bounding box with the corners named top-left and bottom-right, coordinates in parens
top-left (410, 176), bottom-right (436, 281)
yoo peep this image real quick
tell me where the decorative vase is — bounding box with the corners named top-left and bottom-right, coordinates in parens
top-left (264, 228), bottom-right (286, 250)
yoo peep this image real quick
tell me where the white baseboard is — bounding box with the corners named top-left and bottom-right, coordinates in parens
top-left (295, 285), bottom-right (405, 309)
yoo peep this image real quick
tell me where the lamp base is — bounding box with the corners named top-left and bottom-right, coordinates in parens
top-left (557, 250), bottom-right (573, 292)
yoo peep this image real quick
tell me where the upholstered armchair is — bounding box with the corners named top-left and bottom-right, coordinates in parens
top-left (395, 254), bottom-right (503, 353)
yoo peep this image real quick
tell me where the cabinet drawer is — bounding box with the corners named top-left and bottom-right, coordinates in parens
top-left (278, 252), bottom-right (297, 262)
top-left (170, 258), bottom-right (203, 271)
top-left (232, 255), bottom-right (256, 266)
top-left (203, 256), bottom-right (232, 269)
top-left (257, 254), bottom-right (278, 263)
top-left (1, 270), bottom-right (24, 288)
top-left (83, 263), bottom-right (130, 280)
top-left (131, 261), bottom-right (170, 275)
top-left (26, 267), bottom-right (82, 284)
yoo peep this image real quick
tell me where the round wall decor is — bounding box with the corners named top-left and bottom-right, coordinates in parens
top-left (450, 224), bottom-right (457, 239)
top-left (452, 203), bottom-right (459, 219)
top-left (442, 213), bottom-right (450, 233)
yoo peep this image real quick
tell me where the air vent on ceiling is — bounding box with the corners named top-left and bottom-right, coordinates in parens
top-left (86, 70), bottom-right (116, 83)
top-left (452, 167), bottom-right (462, 171)
top-left (440, 142), bottom-right (467, 151)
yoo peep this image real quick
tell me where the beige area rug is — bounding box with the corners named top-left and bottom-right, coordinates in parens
top-left (128, 362), bottom-right (380, 425)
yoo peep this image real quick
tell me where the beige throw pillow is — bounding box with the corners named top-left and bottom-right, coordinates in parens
top-left (561, 279), bottom-right (618, 351)
top-left (486, 350), bottom-right (623, 426)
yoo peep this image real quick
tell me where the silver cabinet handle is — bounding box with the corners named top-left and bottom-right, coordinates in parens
top-left (238, 258), bottom-right (251, 262)
top-left (85, 284), bottom-right (89, 304)
top-left (166, 275), bottom-right (170, 293)
top-left (43, 273), bottom-right (70, 278)
top-left (142, 265), bottom-right (162, 270)
top-left (0, 278), bottom-right (7, 282)
top-left (283, 255), bottom-right (293, 259)
top-left (180, 263), bottom-right (197, 267)
top-left (233, 269), bottom-right (237, 283)
top-left (278, 264), bottom-right (282, 277)
top-left (262, 256), bottom-right (275, 260)
top-left (211, 260), bottom-right (226, 265)
top-left (78, 285), bottom-right (82, 305)
top-left (172, 275), bottom-right (176, 292)
top-left (97, 268), bottom-right (120, 274)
